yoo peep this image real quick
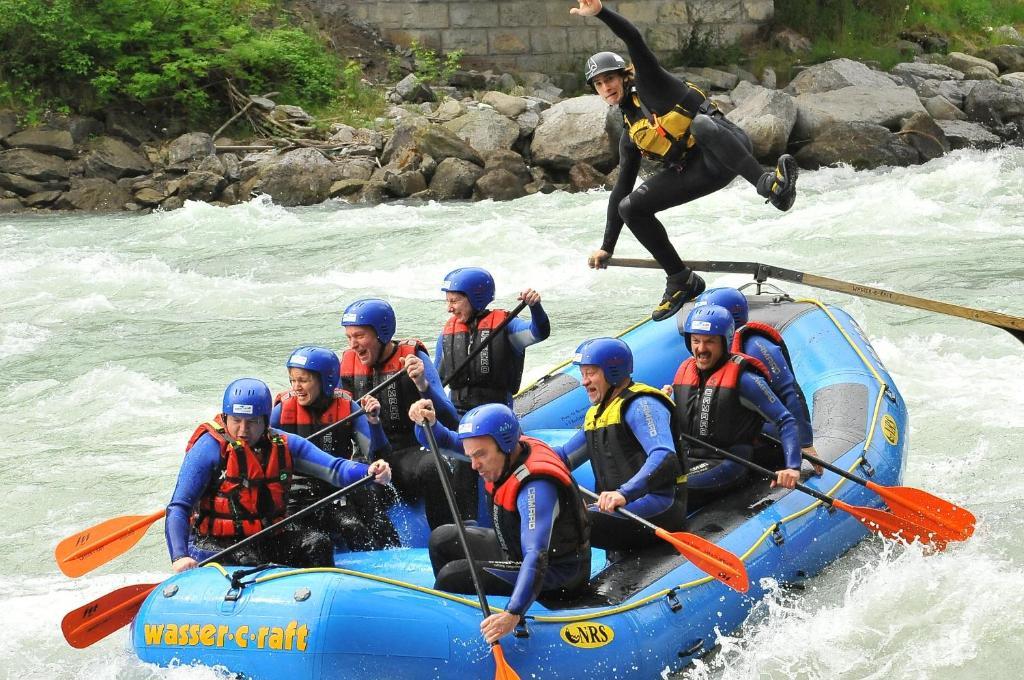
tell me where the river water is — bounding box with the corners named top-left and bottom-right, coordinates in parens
top-left (2, 148), bottom-right (1022, 679)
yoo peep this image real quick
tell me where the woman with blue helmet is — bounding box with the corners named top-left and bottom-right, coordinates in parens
top-left (271, 346), bottom-right (400, 551)
top-left (409, 399), bottom-right (590, 644)
top-left (436, 266), bottom-right (551, 521)
top-left (164, 378), bottom-right (392, 573)
top-left (670, 305), bottom-right (803, 508)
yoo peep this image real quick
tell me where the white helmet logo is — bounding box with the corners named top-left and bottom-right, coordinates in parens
top-left (458, 423), bottom-right (475, 434)
top-left (291, 354), bottom-right (308, 365)
top-left (232, 404), bottom-right (254, 415)
top-left (692, 320), bottom-right (713, 331)
top-left (342, 313), bottom-right (358, 323)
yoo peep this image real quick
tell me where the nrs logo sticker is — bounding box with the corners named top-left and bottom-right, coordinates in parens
top-left (559, 622), bottom-right (614, 649)
top-left (881, 415), bottom-right (899, 445)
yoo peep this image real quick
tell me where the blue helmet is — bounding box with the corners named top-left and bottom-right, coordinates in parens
top-left (341, 298), bottom-right (396, 344)
top-left (573, 337), bottom-right (633, 386)
top-left (458, 403), bottom-right (521, 455)
top-left (286, 346), bottom-right (340, 397)
top-left (222, 378), bottom-right (273, 419)
top-left (441, 267), bottom-right (495, 311)
top-left (684, 304), bottom-right (735, 351)
top-left (696, 288), bottom-right (749, 327)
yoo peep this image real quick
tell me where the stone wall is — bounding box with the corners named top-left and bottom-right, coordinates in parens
top-left (334, 1), bottom-right (774, 74)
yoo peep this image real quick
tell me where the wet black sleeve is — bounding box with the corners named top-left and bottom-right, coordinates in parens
top-left (596, 6), bottom-right (688, 113)
top-left (602, 130), bottom-right (640, 253)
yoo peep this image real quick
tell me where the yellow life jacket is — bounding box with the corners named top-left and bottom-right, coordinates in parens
top-left (623, 84), bottom-right (716, 163)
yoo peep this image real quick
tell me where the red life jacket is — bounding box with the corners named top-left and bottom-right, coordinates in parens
top-left (275, 388), bottom-right (356, 459)
top-left (339, 339), bottom-right (426, 449)
top-left (484, 436), bottom-right (589, 562)
top-left (186, 415), bottom-right (293, 539)
top-left (439, 309), bottom-right (524, 411)
top-left (672, 353), bottom-right (772, 455)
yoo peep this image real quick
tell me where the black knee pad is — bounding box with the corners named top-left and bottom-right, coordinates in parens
top-left (617, 190), bottom-right (648, 222)
top-left (689, 114), bottom-right (718, 142)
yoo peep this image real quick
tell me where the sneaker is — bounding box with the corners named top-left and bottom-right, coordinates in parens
top-left (766, 154), bottom-right (798, 211)
top-left (652, 270), bottom-right (706, 322)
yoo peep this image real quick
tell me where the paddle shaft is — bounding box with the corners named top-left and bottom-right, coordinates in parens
top-left (421, 421), bottom-right (493, 618)
top-left (191, 473), bottom-right (375, 568)
top-left (678, 432), bottom-right (836, 507)
top-left (605, 257), bottom-right (1024, 343)
top-left (308, 300), bottom-right (530, 447)
top-left (579, 487), bottom-right (658, 530)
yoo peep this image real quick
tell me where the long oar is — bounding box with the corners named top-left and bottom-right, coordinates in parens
top-left (801, 449), bottom-right (975, 542)
top-left (606, 258), bottom-right (1024, 344)
top-left (678, 433), bottom-right (943, 549)
top-left (421, 421), bottom-right (520, 680)
top-left (758, 434), bottom-right (975, 544)
top-left (61, 474), bottom-right (375, 649)
top-left (579, 488), bottom-right (749, 593)
top-left (308, 301), bottom-right (530, 448)
top-left (56, 510), bottom-right (167, 577)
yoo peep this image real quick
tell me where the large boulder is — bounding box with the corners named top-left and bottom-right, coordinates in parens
top-left (785, 58), bottom-right (897, 96)
top-left (384, 169), bottom-right (427, 198)
top-left (916, 79), bottom-right (980, 109)
top-left (166, 133), bottom-right (215, 166)
top-left (4, 129), bottom-right (75, 159)
top-left (935, 120), bottom-right (1002, 149)
top-left (726, 88), bottom-right (798, 160)
top-left (531, 95), bottom-right (617, 172)
top-left (444, 108), bottom-right (520, 154)
top-left (793, 86), bottom-right (928, 139)
top-left (0, 172), bottom-right (68, 196)
top-left (394, 74), bottom-right (435, 103)
top-left (242, 148), bottom-right (344, 207)
top-left (569, 162), bottom-right (609, 192)
top-left (0, 148), bottom-right (70, 182)
top-left (429, 158), bottom-right (484, 200)
top-left (474, 169), bottom-right (527, 201)
top-left (53, 178), bottom-right (131, 211)
top-left (964, 80), bottom-right (1024, 125)
top-left (982, 45), bottom-right (1024, 74)
top-left (890, 62), bottom-right (964, 88)
top-left (482, 91), bottom-right (528, 118)
top-left (175, 170), bottom-right (227, 202)
top-left (83, 136), bottom-right (152, 181)
top-left (947, 52), bottom-right (999, 77)
top-left (481, 149), bottom-right (531, 184)
top-left (900, 112), bottom-right (949, 161)
top-left (922, 95), bottom-right (967, 121)
top-left (795, 121), bottom-right (919, 170)
top-left (415, 124), bottom-right (484, 166)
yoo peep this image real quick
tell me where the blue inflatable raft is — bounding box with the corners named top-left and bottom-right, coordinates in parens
top-left (132, 294), bottom-right (909, 679)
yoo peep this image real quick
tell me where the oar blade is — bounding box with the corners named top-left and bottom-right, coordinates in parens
top-left (55, 513), bottom-right (163, 577)
top-left (656, 528), bottom-right (750, 593)
top-left (491, 642), bottom-right (521, 680)
top-left (832, 500), bottom-right (946, 550)
top-left (867, 482), bottom-right (975, 542)
top-left (62, 583), bottom-right (157, 649)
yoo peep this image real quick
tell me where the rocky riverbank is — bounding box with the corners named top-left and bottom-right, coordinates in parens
top-left (2, 40), bottom-right (1023, 214)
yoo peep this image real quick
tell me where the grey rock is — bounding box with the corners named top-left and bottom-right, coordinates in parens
top-left (24, 190), bottom-right (63, 207)
top-left (964, 80), bottom-right (1024, 125)
top-left (795, 121), bottom-right (920, 170)
top-left (336, 157), bottom-right (376, 181)
top-left (219, 184), bottom-right (241, 205)
top-left (787, 58), bottom-right (898, 95)
top-left (993, 26), bottom-right (1024, 45)
top-left (947, 52), bottom-right (999, 76)
top-left (329, 178), bottom-right (367, 198)
top-left (220, 153), bottom-right (241, 182)
top-left (133, 187), bottom-right (167, 206)
top-left (0, 172), bottom-right (68, 196)
top-left (104, 110), bottom-right (155, 145)
top-left (0, 148), bottom-right (70, 181)
top-left (982, 45), bottom-right (1024, 74)
top-left (687, 67), bottom-right (739, 91)
top-left (83, 137), bottom-right (152, 181)
top-left (474, 169), bottom-right (526, 201)
top-left (900, 112), bottom-right (950, 160)
top-left (444, 109), bottom-right (520, 153)
top-left (357, 181), bottom-right (387, 205)
top-left (53, 177), bottom-right (132, 211)
top-left (916, 79), bottom-right (979, 109)
top-left (900, 31), bottom-right (949, 54)
top-left (515, 109), bottom-right (541, 138)
top-left (272, 104), bottom-right (314, 123)
top-left (569, 162), bottom-right (609, 192)
top-left (177, 171), bottom-right (227, 202)
top-left (482, 149), bottom-right (531, 183)
top-left (496, 73), bottom-right (518, 93)
top-left (793, 86), bottom-right (928, 139)
top-left (531, 95), bottom-right (617, 172)
top-left (167, 133), bottom-right (215, 166)
top-left (1002, 72), bottom-right (1024, 88)
top-left (727, 88), bottom-right (798, 160)
top-left (922, 95), bottom-right (967, 121)
top-left (161, 195), bottom-right (185, 211)
top-left (414, 124), bottom-right (484, 166)
top-left (381, 118), bottom-right (430, 166)
top-left (0, 197), bottom-right (24, 212)
top-left (4, 129), bottom-right (76, 159)
top-left (328, 124), bottom-right (355, 144)
top-left (197, 154), bottom-right (225, 176)
top-left (249, 95), bottom-right (276, 111)
top-left (384, 169), bottom-right (427, 197)
top-left (963, 66), bottom-right (998, 81)
top-left (890, 62), bottom-right (964, 88)
top-left (450, 70), bottom-right (489, 90)
top-left (731, 81), bottom-right (763, 107)
top-left (527, 83), bottom-right (564, 103)
top-left (66, 116), bottom-right (105, 144)
top-left (243, 148), bottom-right (345, 207)
top-left (771, 27), bottom-right (812, 54)
top-left (482, 91), bottom-right (528, 118)
top-left (429, 158), bottom-right (484, 200)
top-left (434, 99), bottom-right (468, 122)
top-left (419, 154), bottom-right (437, 181)
top-left (761, 67), bottom-right (777, 90)
top-left (729, 66), bottom-right (759, 85)
top-left (396, 74), bottom-right (436, 103)
top-left (0, 111), bottom-right (18, 140)
top-left (935, 119), bottom-right (1002, 149)
top-left (893, 39), bottom-right (924, 57)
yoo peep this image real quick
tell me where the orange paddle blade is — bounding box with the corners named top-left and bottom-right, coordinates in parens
top-left (866, 481), bottom-right (975, 542)
top-left (56, 510), bottom-right (166, 577)
top-left (62, 583), bottom-right (158, 649)
top-left (832, 499), bottom-right (946, 550)
top-left (491, 642), bottom-right (521, 680)
top-left (655, 527), bottom-right (750, 593)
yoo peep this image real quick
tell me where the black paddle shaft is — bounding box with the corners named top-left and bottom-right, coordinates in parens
top-left (421, 420), bottom-right (493, 618)
top-left (678, 432), bottom-right (835, 507)
top-left (194, 474), bottom-right (375, 568)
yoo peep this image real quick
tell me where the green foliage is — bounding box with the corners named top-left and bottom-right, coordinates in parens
top-left (0, 0), bottom-right (350, 124)
top-left (406, 41), bottom-right (464, 84)
top-left (311, 60), bottom-right (387, 129)
top-left (667, 24), bottom-right (744, 68)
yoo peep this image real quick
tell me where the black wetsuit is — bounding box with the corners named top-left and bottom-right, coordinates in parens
top-left (598, 7), bottom-right (767, 276)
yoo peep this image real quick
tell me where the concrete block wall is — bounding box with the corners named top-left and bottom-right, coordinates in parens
top-left (336, 1), bottom-right (775, 74)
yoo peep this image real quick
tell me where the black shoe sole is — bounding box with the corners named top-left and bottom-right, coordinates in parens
top-left (770, 155), bottom-right (798, 212)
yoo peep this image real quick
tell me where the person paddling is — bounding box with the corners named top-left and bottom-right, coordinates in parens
top-left (572, 0), bottom-right (799, 322)
top-left (165, 378), bottom-right (392, 572)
